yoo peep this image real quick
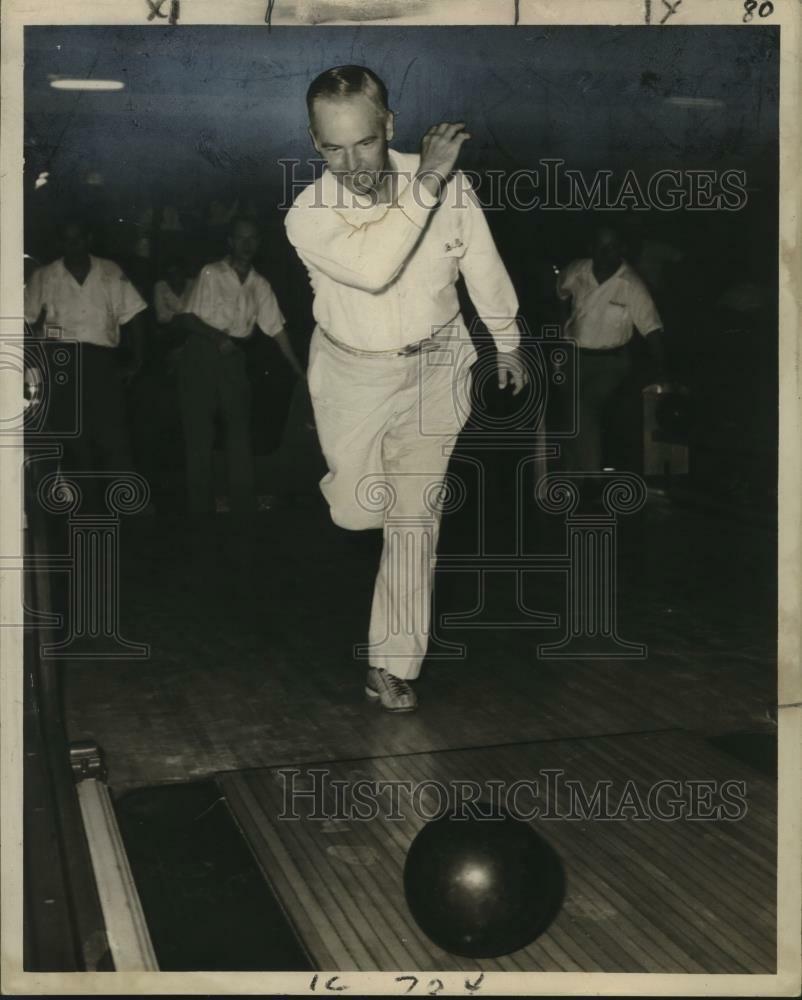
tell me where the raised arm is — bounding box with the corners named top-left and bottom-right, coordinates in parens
top-left (286, 181), bottom-right (436, 293)
top-left (286, 122), bottom-right (472, 293)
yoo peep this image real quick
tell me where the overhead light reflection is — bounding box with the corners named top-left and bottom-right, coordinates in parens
top-left (664, 96), bottom-right (726, 109)
top-left (49, 78), bottom-right (125, 91)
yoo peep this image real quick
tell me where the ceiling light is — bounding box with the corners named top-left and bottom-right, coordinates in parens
top-left (663, 96), bottom-right (726, 109)
top-left (49, 78), bottom-right (125, 91)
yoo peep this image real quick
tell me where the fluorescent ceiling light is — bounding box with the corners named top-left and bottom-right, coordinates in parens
top-left (49, 78), bottom-right (125, 91)
top-left (663, 96), bottom-right (726, 109)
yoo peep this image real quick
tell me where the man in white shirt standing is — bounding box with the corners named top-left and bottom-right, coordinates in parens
top-left (285, 65), bottom-right (527, 713)
top-left (557, 225), bottom-right (665, 473)
top-left (24, 220), bottom-right (147, 491)
top-left (179, 217), bottom-right (305, 515)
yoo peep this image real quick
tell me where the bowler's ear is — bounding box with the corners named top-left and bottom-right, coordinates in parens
top-left (385, 110), bottom-right (395, 143)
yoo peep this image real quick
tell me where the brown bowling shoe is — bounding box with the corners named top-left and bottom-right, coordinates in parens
top-left (365, 667), bottom-right (418, 713)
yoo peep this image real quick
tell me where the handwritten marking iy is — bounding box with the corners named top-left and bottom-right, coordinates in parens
top-left (660, 0), bottom-right (682, 24)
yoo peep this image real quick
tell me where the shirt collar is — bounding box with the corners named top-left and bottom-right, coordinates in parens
top-left (58, 255), bottom-right (96, 278)
top-left (223, 256), bottom-right (253, 282)
top-left (589, 259), bottom-right (627, 287)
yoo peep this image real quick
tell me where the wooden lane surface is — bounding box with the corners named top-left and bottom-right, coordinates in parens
top-left (218, 730), bottom-right (776, 973)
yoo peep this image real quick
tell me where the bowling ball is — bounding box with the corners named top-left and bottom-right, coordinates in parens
top-left (403, 808), bottom-right (565, 958)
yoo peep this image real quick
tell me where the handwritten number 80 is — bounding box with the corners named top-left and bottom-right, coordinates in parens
top-left (743, 0), bottom-right (774, 22)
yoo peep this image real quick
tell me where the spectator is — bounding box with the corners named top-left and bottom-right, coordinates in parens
top-left (24, 219), bottom-right (147, 502)
top-left (557, 225), bottom-right (665, 473)
top-left (178, 217), bottom-right (304, 515)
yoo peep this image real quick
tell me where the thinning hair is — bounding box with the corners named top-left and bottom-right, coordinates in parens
top-left (306, 65), bottom-right (390, 119)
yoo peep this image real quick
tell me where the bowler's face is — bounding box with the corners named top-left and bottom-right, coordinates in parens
top-left (310, 94), bottom-right (393, 195)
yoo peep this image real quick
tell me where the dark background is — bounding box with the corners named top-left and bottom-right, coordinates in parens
top-left (23, 24), bottom-right (780, 508)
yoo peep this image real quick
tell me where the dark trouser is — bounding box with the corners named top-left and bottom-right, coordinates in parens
top-left (275, 380), bottom-right (327, 501)
top-left (177, 333), bottom-right (254, 515)
top-left (54, 342), bottom-right (132, 476)
top-left (563, 346), bottom-right (632, 472)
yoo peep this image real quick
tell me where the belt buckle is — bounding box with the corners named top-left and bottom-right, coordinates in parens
top-left (399, 336), bottom-right (436, 358)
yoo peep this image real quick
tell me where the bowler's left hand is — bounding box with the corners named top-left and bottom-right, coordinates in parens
top-left (497, 349), bottom-right (528, 396)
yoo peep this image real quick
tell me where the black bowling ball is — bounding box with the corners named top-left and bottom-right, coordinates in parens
top-left (403, 809), bottom-right (565, 958)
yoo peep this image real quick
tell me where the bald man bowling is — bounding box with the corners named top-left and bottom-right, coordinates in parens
top-left (285, 65), bottom-right (526, 712)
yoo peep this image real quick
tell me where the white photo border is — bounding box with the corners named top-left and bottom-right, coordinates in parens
top-left (1, 0), bottom-right (799, 995)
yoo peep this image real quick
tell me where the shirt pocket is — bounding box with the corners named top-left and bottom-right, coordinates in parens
top-left (603, 299), bottom-right (629, 339)
top-left (426, 237), bottom-right (465, 292)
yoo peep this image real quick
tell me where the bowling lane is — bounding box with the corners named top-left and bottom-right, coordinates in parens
top-left (218, 730), bottom-right (776, 973)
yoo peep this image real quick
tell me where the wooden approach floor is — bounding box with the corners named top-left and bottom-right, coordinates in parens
top-left (63, 498), bottom-right (776, 790)
top-left (219, 729), bottom-right (776, 974)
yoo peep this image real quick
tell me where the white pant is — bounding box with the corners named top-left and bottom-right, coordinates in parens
top-left (307, 324), bottom-right (476, 680)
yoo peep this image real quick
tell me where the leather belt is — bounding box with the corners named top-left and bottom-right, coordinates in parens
top-left (320, 326), bottom-right (451, 359)
top-left (578, 343), bottom-right (630, 356)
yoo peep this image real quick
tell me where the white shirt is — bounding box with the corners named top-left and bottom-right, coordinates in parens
top-left (182, 258), bottom-right (285, 339)
top-left (285, 149), bottom-right (519, 353)
top-left (153, 279), bottom-right (189, 324)
top-left (24, 256), bottom-right (146, 348)
top-left (557, 259), bottom-right (662, 349)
